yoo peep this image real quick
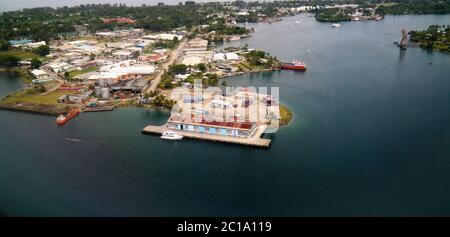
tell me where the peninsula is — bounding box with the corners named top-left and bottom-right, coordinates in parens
top-left (410, 25), bottom-right (450, 53)
top-left (0, 1), bottom-right (298, 148)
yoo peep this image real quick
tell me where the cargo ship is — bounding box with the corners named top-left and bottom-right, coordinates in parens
top-left (280, 60), bottom-right (307, 71)
top-left (56, 109), bottom-right (80, 125)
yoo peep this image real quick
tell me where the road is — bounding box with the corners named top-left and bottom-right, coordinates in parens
top-left (145, 39), bottom-right (187, 94)
top-left (40, 68), bottom-right (65, 94)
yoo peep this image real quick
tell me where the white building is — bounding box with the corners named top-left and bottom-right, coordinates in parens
top-left (30, 69), bottom-right (48, 79)
top-left (96, 60), bottom-right (156, 80)
top-left (112, 51), bottom-right (135, 60)
top-left (237, 11), bottom-right (250, 16)
top-left (213, 52), bottom-right (241, 62)
top-left (23, 41), bottom-right (46, 49)
top-left (143, 33), bottom-right (183, 41)
top-left (46, 62), bottom-right (71, 73)
top-left (187, 38), bottom-right (208, 49)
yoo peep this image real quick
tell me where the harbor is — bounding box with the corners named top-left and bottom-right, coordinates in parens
top-left (0, 12), bottom-right (450, 216)
top-left (142, 123), bottom-right (271, 148)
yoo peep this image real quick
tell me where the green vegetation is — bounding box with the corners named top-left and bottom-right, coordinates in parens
top-left (159, 72), bottom-right (177, 89)
top-left (151, 95), bottom-right (176, 109)
top-left (1, 1), bottom-right (449, 43)
top-left (207, 34), bottom-right (225, 43)
top-left (0, 50), bottom-right (39, 60)
top-left (169, 64), bottom-right (187, 75)
top-left (243, 50), bottom-right (279, 69)
top-left (185, 72), bottom-right (203, 84)
top-left (410, 25), bottom-right (450, 53)
top-left (204, 73), bottom-right (219, 86)
top-left (0, 40), bottom-right (10, 51)
top-left (31, 58), bottom-right (42, 69)
top-left (153, 38), bottom-right (179, 49)
top-left (237, 61), bottom-right (252, 71)
top-left (0, 54), bottom-right (19, 67)
top-left (376, 1), bottom-right (450, 15)
top-left (315, 8), bottom-right (352, 23)
top-left (204, 21), bottom-right (251, 42)
top-left (32, 45), bottom-right (50, 56)
top-left (184, 72), bottom-right (219, 87)
top-left (0, 4), bottom-right (222, 41)
top-left (0, 50), bottom-right (40, 67)
top-left (279, 104), bottom-right (293, 126)
top-left (1, 87), bottom-right (70, 105)
top-left (65, 66), bottom-right (99, 79)
top-left (234, 12), bottom-right (259, 23)
top-left (196, 63), bottom-right (207, 73)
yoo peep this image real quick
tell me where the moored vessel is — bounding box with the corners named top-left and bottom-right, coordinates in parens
top-left (280, 60), bottom-right (307, 71)
top-left (56, 109), bottom-right (80, 125)
top-left (161, 131), bottom-right (183, 140)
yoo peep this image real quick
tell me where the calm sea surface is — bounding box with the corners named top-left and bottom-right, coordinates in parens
top-left (0, 15), bottom-right (449, 216)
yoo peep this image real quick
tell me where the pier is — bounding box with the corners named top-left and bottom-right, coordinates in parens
top-left (142, 124), bottom-right (272, 148)
top-left (83, 106), bottom-right (115, 112)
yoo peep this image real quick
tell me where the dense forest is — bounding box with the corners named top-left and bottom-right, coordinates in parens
top-left (0, 3), bottom-right (224, 41)
top-left (376, 0), bottom-right (450, 15)
top-left (0, 0), bottom-right (449, 42)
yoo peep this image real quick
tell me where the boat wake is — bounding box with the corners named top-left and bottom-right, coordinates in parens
top-left (65, 138), bottom-right (83, 143)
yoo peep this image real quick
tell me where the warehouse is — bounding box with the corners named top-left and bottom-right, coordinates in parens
top-left (167, 114), bottom-right (257, 138)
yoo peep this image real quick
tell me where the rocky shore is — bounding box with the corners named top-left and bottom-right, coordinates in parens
top-left (0, 102), bottom-right (72, 116)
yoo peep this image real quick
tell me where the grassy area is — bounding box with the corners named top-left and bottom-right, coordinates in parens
top-left (66, 66), bottom-right (99, 79)
top-left (0, 50), bottom-right (39, 60)
top-left (1, 89), bottom-right (72, 105)
top-left (237, 61), bottom-right (254, 72)
top-left (279, 104), bottom-right (293, 126)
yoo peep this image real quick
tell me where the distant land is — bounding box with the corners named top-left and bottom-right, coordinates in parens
top-left (0, 0), bottom-right (218, 12)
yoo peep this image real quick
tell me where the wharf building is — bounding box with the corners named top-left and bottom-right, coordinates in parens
top-left (167, 114), bottom-right (257, 138)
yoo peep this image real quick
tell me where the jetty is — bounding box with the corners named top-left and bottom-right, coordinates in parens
top-left (142, 124), bottom-right (272, 148)
top-left (83, 106), bottom-right (115, 112)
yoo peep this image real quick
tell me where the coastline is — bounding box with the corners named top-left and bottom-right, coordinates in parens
top-left (0, 102), bottom-right (70, 116)
top-left (0, 67), bottom-right (33, 83)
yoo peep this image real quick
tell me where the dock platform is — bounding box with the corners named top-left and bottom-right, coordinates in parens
top-left (142, 124), bottom-right (271, 148)
top-left (83, 106), bottom-right (115, 112)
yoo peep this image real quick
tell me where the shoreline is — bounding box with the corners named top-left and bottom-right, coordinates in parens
top-left (0, 67), bottom-right (33, 84)
top-left (0, 102), bottom-right (72, 116)
top-left (0, 66), bottom-right (294, 127)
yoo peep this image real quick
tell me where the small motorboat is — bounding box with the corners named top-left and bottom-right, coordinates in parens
top-left (161, 131), bottom-right (183, 140)
top-left (332, 23), bottom-right (341, 28)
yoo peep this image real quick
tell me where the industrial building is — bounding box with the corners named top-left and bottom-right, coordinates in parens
top-left (167, 114), bottom-right (257, 138)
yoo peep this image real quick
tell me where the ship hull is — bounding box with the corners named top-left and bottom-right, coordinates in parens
top-left (280, 63), bottom-right (307, 71)
top-left (56, 109), bottom-right (79, 125)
